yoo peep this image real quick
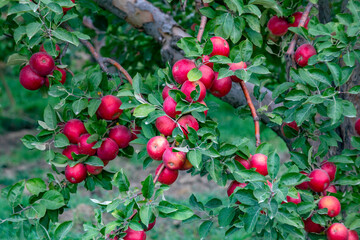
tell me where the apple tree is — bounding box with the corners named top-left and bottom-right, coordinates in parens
top-left (1, 0), bottom-right (360, 239)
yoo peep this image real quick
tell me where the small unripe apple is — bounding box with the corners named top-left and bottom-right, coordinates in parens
top-left (162, 147), bottom-right (187, 170)
top-left (318, 196), bottom-right (341, 217)
top-left (172, 59), bottom-right (196, 84)
top-left (286, 192), bottom-right (301, 204)
top-left (250, 153), bottom-right (268, 176)
top-left (296, 171), bottom-right (309, 190)
top-left (235, 155), bottom-right (250, 169)
top-left (289, 12), bottom-right (310, 28)
top-left (86, 165), bottom-right (103, 175)
top-left (124, 227), bottom-right (146, 240)
top-left (180, 158), bottom-right (193, 170)
top-left (97, 138), bottom-right (119, 161)
top-left (308, 169), bottom-right (330, 192)
top-left (19, 65), bottom-right (45, 90)
top-left (209, 36), bottom-right (230, 57)
top-left (294, 44), bottom-right (317, 67)
top-left (146, 136), bottom-right (169, 160)
top-left (321, 161), bottom-right (336, 181)
top-left (198, 65), bottom-right (215, 89)
top-left (144, 218), bottom-right (156, 231)
top-left (162, 84), bottom-right (178, 100)
top-left (109, 125), bottom-right (132, 149)
top-left (323, 184), bottom-right (337, 195)
top-left (96, 95), bottom-right (123, 120)
top-left (178, 115), bottom-right (199, 138)
top-left (355, 119), bottom-right (360, 135)
top-left (229, 62), bottom-right (247, 82)
top-left (29, 52), bottom-right (55, 76)
top-left (209, 72), bottom-right (232, 98)
top-left (156, 164), bottom-right (178, 185)
top-left (267, 16), bottom-right (289, 36)
top-left (62, 144), bottom-right (80, 160)
top-left (78, 134), bottom-right (97, 156)
top-left (45, 67), bottom-right (66, 87)
top-left (348, 230), bottom-right (359, 240)
top-left (303, 216), bottom-right (324, 233)
top-left (155, 115), bottom-right (176, 136)
top-left (201, 55), bottom-right (214, 69)
top-left (281, 121), bottom-right (299, 138)
top-left (63, 119), bottom-right (87, 144)
top-left (65, 163), bottom-right (87, 183)
top-left (227, 180), bottom-right (247, 198)
top-left (180, 80), bottom-right (206, 102)
top-left (62, 0), bottom-right (75, 14)
top-left (163, 96), bottom-right (181, 118)
top-left (327, 223), bottom-right (349, 240)
top-left (40, 43), bottom-right (61, 58)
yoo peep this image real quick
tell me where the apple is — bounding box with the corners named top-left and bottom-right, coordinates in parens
top-left (163, 96), bottom-right (181, 118)
top-left (294, 44), bottom-right (317, 67)
top-left (318, 196), bottom-right (341, 217)
top-left (155, 115), bottom-right (176, 136)
top-left (180, 158), bottom-right (193, 170)
top-left (172, 59), bottom-right (196, 84)
top-left (29, 52), bottom-right (55, 76)
top-left (65, 163), bottom-right (87, 183)
top-left (281, 121), bottom-right (299, 138)
top-left (209, 72), bottom-right (232, 98)
top-left (321, 161), bottom-right (336, 181)
top-left (349, 230), bottom-right (359, 240)
top-left (209, 36), bottom-right (230, 57)
top-left (198, 65), bottom-right (215, 89)
top-left (289, 12), bottom-right (310, 28)
top-left (323, 185), bottom-right (337, 195)
top-left (144, 218), bottom-right (156, 231)
top-left (199, 100), bottom-right (208, 116)
top-left (62, 144), bottom-right (80, 160)
top-left (63, 119), bottom-right (87, 144)
top-left (229, 62), bottom-right (247, 82)
top-left (200, 55), bottom-right (214, 69)
top-left (303, 216), bottom-right (324, 233)
top-left (97, 138), bottom-right (119, 161)
top-left (286, 192), bottom-right (301, 204)
top-left (327, 223), bottom-right (349, 240)
top-left (308, 169), bottom-right (330, 192)
top-left (227, 180), bottom-right (247, 198)
top-left (62, 0), bottom-right (75, 14)
top-left (296, 171), bottom-right (309, 190)
top-left (78, 134), bottom-right (97, 156)
top-left (109, 125), bottom-right (132, 149)
top-left (131, 122), bottom-right (141, 140)
top-left (267, 16), bottom-right (289, 36)
top-left (45, 67), bottom-right (66, 87)
top-left (19, 65), bottom-right (45, 90)
top-left (96, 95), bottom-right (123, 120)
top-left (40, 43), bottom-right (61, 58)
top-left (155, 164), bottom-right (178, 185)
top-left (162, 84), bottom-right (178, 100)
top-left (178, 115), bottom-right (199, 138)
top-left (123, 227), bottom-right (146, 240)
top-left (162, 147), bottom-right (187, 170)
top-left (235, 155), bottom-right (250, 169)
top-left (250, 153), bottom-right (268, 176)
top-left (86, 165), bottom-right (103, 175)
top-left (180, 80), bottom-right (206, 102)
top-left (146, 136), bottom-right (169, 160)
top-left (355, 119), bottom-right (360, 135)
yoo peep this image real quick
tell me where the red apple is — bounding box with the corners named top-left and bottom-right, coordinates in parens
top-left (96, 95), bottom-right (123, 120)
top-left (281, 121), bottom-right (299, 138)
top-left (294, 44), bottom-right (317, 67)
top-left (86, 165), bottom-right (103, 175)
top-left (289, 12), bottom-right (310, 29)
top-left (199, 100), bottom-right (208, 116)
top-left (318, 196), bottom-right (341, 217)
top-left (29, 52), bottom-right (55, 76)
top-left (303, 216), bottom-right (324, 233)
top-left (308, 169), bottom-right (330, 192)
top-left (327, 223), bottom-right (349, 240)
top-left (62, 0), bottom-right (75, 14)
top-left (163, 96), bottom-right (181, 118)
top-left (65, 163), bottom-right (87, 183)
top-left (155, 116), bottom-right (176, 136)
top-left (63, 119), bottom-right (87, 144)
top-left (296, 171), bottom-right (309, 190)
top-left (201, 55), bottom-right (214, 69)
top-left (97, 138), bottom-right (119, 161)
top-left (40, 43), bottom-right (61, 58)
top-left (109, 125), bottom-right (132, 149)
top-left (123, 228), bottom-right (146, 240)
top-left (321, 161), bottom-right (337, 181)
top-left (156, 164), bottom-right (178, 185)
top-left (131, 122), bottom-right (141, 140)
top-left (146, 136), bottom-right (169, 160)
top-left (235, 155), bottom-right (250, 169)
top-left (355, 119), bottom-right (360, 135)
top-left (323, 185), bottom-right (337, 195)
top-left (227, 180), bottom-right (247, 197)
top-left (144, 218), bottom-right (156, 231)
top-left (249, 153), bottom-right (268, 176)
top-left (349, 230), bottom-right (359, 240)
top-left (162, 84), bottom-right (178, 100)
top-left (62, 144), bottom-right (80, 160)
top-left (172, 59), bottom-right (196, 84)
top-left (209, 36), bottom-right (230, 57)
top-left (180, 158), bottom-right (193, 170)
top-left (267, 16), bottom-right (289, 36)
top-left (162, 147), bottom-right (187, 170)
top-left (78, 134), bottom-right (97, 156)
top-left (180, 80), bottom-right (206, 102)
top-left (178, 115), bottom-right (199, 138)
top-left (45, 67), bottom-right (66, 87)
top-left (229, 61), bottom-right (247, 82)
top-left (198, 65), bottom-right (215, 89)
top-left (286, 192), bottom-right (301, 204)
top-left (19, 65), bottom-right (45, 90)
top-left (209, 72), bottom-right (232, 98)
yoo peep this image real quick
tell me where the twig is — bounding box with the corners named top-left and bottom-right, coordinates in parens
top-left (153, 163), bottom-right (165, 183)
top-left (239, 80), bottom-right (261, 147)
top-left (196, 2), bottom-right (209, 42)
top-left (103, 58), bottom-right (133, 85)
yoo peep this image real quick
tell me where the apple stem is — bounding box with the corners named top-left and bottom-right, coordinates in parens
top-left (153, 163), bottom-right (165, 183)
top-left (239, 80), bottom-right (261, 147)
top-left (196, 2), bottom-right (209, 42)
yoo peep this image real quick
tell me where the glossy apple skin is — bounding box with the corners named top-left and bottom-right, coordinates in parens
top-left (163, 96), bottom-right (181, 118)
top-left (19, 65), bottom-right (45, 90)
top-left (321, 161), bottom-right (337, 181)
top-left (63, 119), bottom-right (87, 144)
top-left (162, 147), bottom-right (187, 170)
top-left (96, 95), bottom-right (123, 120)
top-left (181, 80), bottom-right (206, 102)
top-left (281, 121), bottom-right (299, 138)
top-left (65, 163), bottom-right (87, 183)
top-left (227, 181), bottom-right (247, 204)
top-left (250, 153), bottom-right (268, 176)
top-left (180, 158), bottom-right (193, 170)
top-left (62, 0), bottom-right (75, 14)
top-left (289, 12), bottom-right (310, 28)
top-left (229, 62), bottom-right (247, 82)
top-left (303, 216), bottom-right (324, 233)
top-left (318, 196), bottom-right (341, 217)
top-left (86, 165), bottom-right (103, 175)
top-left (155, 116), bottom-right (176, 136)
top-left (267, 16), bottom-right (289, 36)
top-left (201, 55), bottom-right (214, 69)
top-left (348, 230), bottom-right (359, 240)
top-left (62, 145), bottom-right (80, 160)
top-left (286, 192), bottom-right (301, 204)
top-left (323, 185), bottom-right (337, 195)
top-left (172, 59), bottom-right (196, 84)
top-left (162, 84), bottom-right (178, 100)
top-left (146, 136), bottom-right (169, 160)
top-left (144, 218), bottom-right (156, 231)
top-left (198, 65), bottom-right (215, 89)
top-left (308, 169), bottom-right (330, 192)
top-left (355, 119), bottom-right (360, 135)
top-left (109, 125), bottom-right (132, 149)
top-left (40, 43), bottom-right (61, 58)
top-left (123, 228), bottom-right (146, 240)
top-left (156, 164), bottom-right (178, 185)
top-left (97, 138), bottom-right (119, 161)
top-left (178, 115), bottom-right (199, 138)
top-left (45, 67), bottom-right (66, 87)
top-left (209, 36), bottom-right (230, 57)
top-left (209, 72), bottom-right (232, 98)
top-left (78, 134), bottom-right (97, 156)
top-left (235, 155), bottom-right (250, 169)
top-left (29, 52), bottom-right (55, 76)
top-left (294, 44), bottom-right (317, 67)
top-left (327, 223), bottom-right (349, 240)
top-left (296, 171), bottom-right (309, 190)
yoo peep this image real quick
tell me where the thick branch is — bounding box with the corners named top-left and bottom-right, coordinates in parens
top-left (196, 2), bottom-right (209, 42)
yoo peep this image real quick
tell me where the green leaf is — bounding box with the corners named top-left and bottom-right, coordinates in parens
top-left (14, 26), bottom-right (26, 43)
top-left (7, 181), bottom-right (25, 206)
top-left (6, 53), bottom-right (28, 66)
top-left (238, 39), bottom-right (253, 62)
top-left (267, 152), bottom-right (280, 179)
top-left (72, 98), bottom-right (88, 115)
top-left (249, 0), bottom-right (283, 16)
top-left (26, 178), bottom-right (46, 196)
top-left (205, 198), bottom-right (222, 208)
top-left (275, 210), bottom-right (303, 228)
top-left (244, 14), bottom-right (260, 33)
top-left (85, 156), bottom-right (104, 166)
top-left (26, 22), bottom-right (42, 40)
top-left (39, 190), bottom-right (65, 210)
top-left (88, 99), bottom-right (101, 117)
top-left (343, 51), bottom-right (356, 67)
top-left (54, 221), bottom-right (73, 240)
top-left (222, 13), bottom-right (234, 38)
top-left (54, 133), bottom-right (70, 148)
top-left (326, 62), bottom-right (342, 86)
top-left (52, 28), bottom-right (79, 46)
top-left (295, 104), bottom-right (314, 125)
top-left (88, 70), bottom-right (102, 91)
top-left (199, 220), bottom-right (213, 238)
top-left (280, 172), bottom-right (308, 186)
top-left (336, 176), bottom-right (360, 186)
top-left (233, 169), bottom-right (266, 182)
top-left (219, 144), bottom-right (238, 156)
top-left (112, 169), bottom-right (130, 192)
top-left (218, 207), bottom-right (235, 227)
top-left (342, 100), bottom-right (356, 118)
top-left (272, 82), bottom-right (295, 99)
top-left (187, 68), bottom-right (202, 82)
top-left (140, 205), bottom-right (152, 227)
top-left (199, 7), bottom-right (216, 19)
top-left (187, 150), bottom-right (202, 169)
top-left (133, 104), bottom-right (156, 118)
top-left (8, 3), bottom-right (32, 15)
top-left (47, 2), bottom-right (63, 14)
top-left (327, 98), bottom-right (343, 124)
top-left (244, 206), bottom-right (261, 232)
top-left (24, 203), bottom-right (46, 219)
top-left (141, 175), bottom-right (154, 199)
top-left (44, 105), bottom-right (57, 130)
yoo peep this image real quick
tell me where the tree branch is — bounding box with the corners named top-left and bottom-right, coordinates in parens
top-left (103, 58), bottom-right (133, 85)
top-left (196, 2), bottom-right (209, 42)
